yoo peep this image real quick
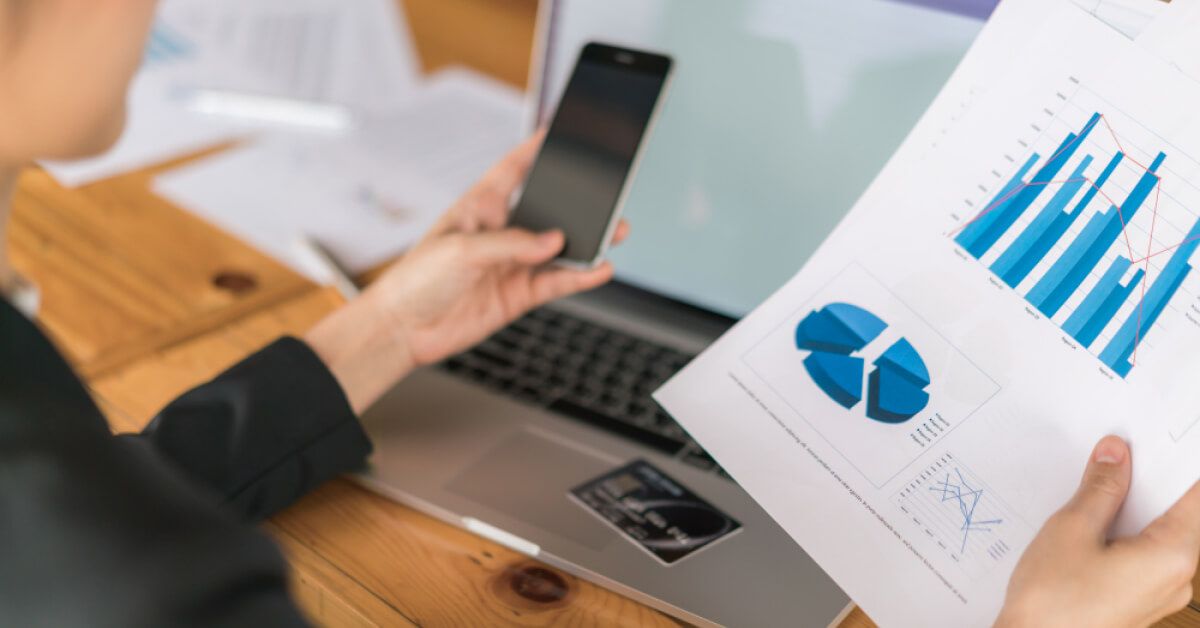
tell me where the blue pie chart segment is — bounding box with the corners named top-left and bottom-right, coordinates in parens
top-left (867, 340), bottom-right (932, 424)
top-left (795, 303), bottom-right (888, 354)
top-left (803, 351), bottom-right (865, 409)
top-left (867, 368), bottom-right (930, 423)
top-left (874, 338), bottom-right (931, 387)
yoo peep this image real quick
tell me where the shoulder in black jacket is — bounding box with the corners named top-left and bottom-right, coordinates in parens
top-left (0, 298), bottom-right (372, 627)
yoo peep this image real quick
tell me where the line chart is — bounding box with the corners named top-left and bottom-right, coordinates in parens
top-left (931, 468), bottom-right (1003, 553)
top-left (894, 452), bottom-right (1019, 579)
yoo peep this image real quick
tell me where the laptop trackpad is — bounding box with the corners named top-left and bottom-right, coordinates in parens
top-left (445, 429), bottom-right (617, 552)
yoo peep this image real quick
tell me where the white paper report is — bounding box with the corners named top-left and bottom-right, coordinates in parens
top-left (656, 1), bottom-right (1200, 625)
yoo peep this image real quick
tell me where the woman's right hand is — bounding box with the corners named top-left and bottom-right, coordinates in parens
top-left (305, 133), bottom-right (627, 414)
top-left (996, 436), bottom-right (1200, 627)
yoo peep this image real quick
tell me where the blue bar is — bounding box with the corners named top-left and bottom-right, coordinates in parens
top-left (1062, 256), bottom-right (1144, 347)
top-left (956, 153), bottom-right (1040, 255)
top-left (1101, 217), bottom-right (1200, 377)
top-left (1028, 212), bottom-right (1109, 314)
top-left (992, 155), bottom-right (1094, 286)
top-left (1027, 152), bottom-right (1165, 317)
top-left (993, 153), bottom-right (1124, 288)
top-left (959, 113), bottom-right (1101, 258)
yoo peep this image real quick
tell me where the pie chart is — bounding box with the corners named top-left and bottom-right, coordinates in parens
top-left (795, 303), bottom-right (931, 423)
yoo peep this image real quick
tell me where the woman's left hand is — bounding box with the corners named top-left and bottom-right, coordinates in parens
top-left (996, 435), bottom-right (1200, 628)
top-left (306, 133), bottom-right (629, 413)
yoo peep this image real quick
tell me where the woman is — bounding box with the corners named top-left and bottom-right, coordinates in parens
top-left (0, 2), bottom-right (1197, 627)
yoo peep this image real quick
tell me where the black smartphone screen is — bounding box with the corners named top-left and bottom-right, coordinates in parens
top-left (511, 43), bottom-right (671, 264)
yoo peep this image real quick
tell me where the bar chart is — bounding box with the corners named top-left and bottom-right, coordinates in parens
top-left (953, 106), bottom-right (1200, 378)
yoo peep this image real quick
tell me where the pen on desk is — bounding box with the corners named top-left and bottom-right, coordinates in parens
top-left (294, 236), bottom-right (362, 301)
top-left (182, 88), bottom-right (355, 132)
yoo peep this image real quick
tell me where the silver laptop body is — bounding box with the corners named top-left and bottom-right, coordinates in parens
top-left (357, 283), bottom-right (851, 627)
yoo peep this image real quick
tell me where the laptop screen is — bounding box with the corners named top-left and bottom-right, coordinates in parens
top-left (538, 0), bottom-right (995, 318)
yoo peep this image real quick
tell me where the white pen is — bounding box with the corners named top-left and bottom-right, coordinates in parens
top-left (182, 88), bottom-right (355, 133)
top-left (293, 235), bottom-right (362, 301)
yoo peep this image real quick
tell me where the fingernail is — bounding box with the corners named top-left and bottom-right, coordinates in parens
top-left (1094, 437), bottom-right (1126, 465)
top-left (540, 230), bottom-right (562, 245)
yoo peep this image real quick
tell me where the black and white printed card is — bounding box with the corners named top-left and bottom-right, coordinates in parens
top-left (570, 459), bottom-right (742, 565)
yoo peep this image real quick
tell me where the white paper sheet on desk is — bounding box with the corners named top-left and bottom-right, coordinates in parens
top-left (655, 0), bottom-right (1200, 625)
top-left (153, 69), bottom-right (525, 278)
top-left (40, 0), bottom-right (420, 188)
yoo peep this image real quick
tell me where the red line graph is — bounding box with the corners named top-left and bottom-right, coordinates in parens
top-left (950, 114), bottom-right (1194, 370)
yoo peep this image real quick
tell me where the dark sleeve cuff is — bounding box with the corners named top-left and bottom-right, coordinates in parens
top-left (137, 337), bottom-right (372, 521)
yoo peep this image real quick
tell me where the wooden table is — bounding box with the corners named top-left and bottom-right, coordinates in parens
top-left (10, 0), bottom-right (1200, 626)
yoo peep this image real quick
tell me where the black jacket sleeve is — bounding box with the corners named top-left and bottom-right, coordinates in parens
top-left (133, 337), bottom-right (373, 521)
top-left (0, 298), bottom-right (371, 627)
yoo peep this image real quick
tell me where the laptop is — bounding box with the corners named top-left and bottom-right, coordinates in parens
top-left (357, 1), bottom-right (994, 625)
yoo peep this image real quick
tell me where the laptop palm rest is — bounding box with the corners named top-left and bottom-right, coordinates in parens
top-left (445, 429), bottom-right (616, 552)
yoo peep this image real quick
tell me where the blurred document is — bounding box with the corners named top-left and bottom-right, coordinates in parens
top-left (1137, 0), bottom-right (1200, 79)
top-left (154, 69), bottom-right (524, 277)
top-left (657, 1), bottom-right (1200, 625)
top-left (41, 0), bottom-right (419, 188)
top-left (1072, 0), bottom-right (1170, 38)
top-left (156, 0), bottom-right (420, 111)
top-left (39, 73), bottom-right (245, 188)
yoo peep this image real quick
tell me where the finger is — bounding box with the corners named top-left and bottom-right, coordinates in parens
top-left (611, 219), bottom-right (631, 247)
top-left (463, 228), bottom-right (563, 267)
top-left (426, 131), bottom-right (547, 236)
top-left (465, 130), bottom-right (547, 230)
top-left (1138, 479), bottom-right (1200, 558)
top-left (1059, 435), bottom-right (1132, 539)
top-left (529, 262), bottom-right (615, 304)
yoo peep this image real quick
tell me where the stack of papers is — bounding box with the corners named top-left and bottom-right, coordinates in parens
top-left (657, 0), bottom-right (1200, 626)
top-left (43, 0), bottom-right (421, 187)
top-left (150, 0), bottom-right (420, 112)
top-left (154, 69), bottom-right (524, 276)
top-left (42, 0), bottom-right (525, 278)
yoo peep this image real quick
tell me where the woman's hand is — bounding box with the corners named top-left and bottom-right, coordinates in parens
top-left (368, 133), bottom-right (628, 369)
top-left (996, 436), bottom-right (1200, 628)
top-left (306, 133), bottom-right (628, 413)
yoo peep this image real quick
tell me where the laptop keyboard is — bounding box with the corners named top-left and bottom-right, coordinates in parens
top-left (440, 307), bottom-right (728, 478)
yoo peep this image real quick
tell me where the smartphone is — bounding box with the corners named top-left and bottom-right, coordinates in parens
top-left (511, 42), bottom-right (673, 267)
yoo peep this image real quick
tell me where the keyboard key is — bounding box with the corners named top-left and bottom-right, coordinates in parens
top-left (682, 448), bottom-right (717, 471)
top-left (660, 422), bottom-right (688, 441)
top-left (598, 392), bottom-right (624, 409)
top-left (512, 385), bottom-right (542, 402)
top-left (716, 466), bottom-right (736, 482)
top-left (500, 323), bottom-right (530, 338)
top-left (627, 401), bottom-right (650, 417)
top-left (469, 346), bottom-right (514, 370)
top-left (548, 398), bottom-right (687, 455)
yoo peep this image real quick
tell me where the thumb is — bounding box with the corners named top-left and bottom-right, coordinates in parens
top-left (1061, 435), bottom-right (1132, 538)
top-left (463, 229), bottom-right (564, 266)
